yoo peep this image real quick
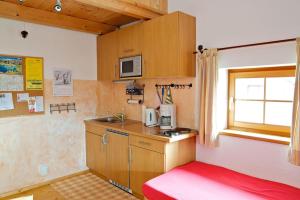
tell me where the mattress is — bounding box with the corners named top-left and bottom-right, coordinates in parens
top-left (143, 161), bottom-right (300, 200)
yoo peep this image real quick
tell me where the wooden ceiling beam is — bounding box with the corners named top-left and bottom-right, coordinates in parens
top-left (73, 0), bottom-right (162, 19)
top-left (0, 1), bottom-right (116, 34)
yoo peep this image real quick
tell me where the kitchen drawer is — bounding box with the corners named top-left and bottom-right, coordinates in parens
top-left (130, 135), bottom-right (165, 153)
top-left (85, 123), bottom-right (106, 136)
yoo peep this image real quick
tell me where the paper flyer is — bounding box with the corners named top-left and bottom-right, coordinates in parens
top-left (17, 93), bottom-right (29, 102)
top-left (27, 96), bottom-right (44, 112)
top-left (53, 70), bottom-right (73, 96)
top-left (28, 96), bottom-right (36, 113)
top-left (25, 58), bottom-right (43, 90)
top-left (0, 56), bottom-right (22, 75)
top-left (0, 74), bottom-right (24, 91)
top-left (35, 96), bottom-right (44, 112)
top-left (0, 93), bottom-right (14, 111)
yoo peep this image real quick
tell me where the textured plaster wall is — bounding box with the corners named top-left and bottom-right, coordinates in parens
top-left (0, 80), bottom-right (98, 194)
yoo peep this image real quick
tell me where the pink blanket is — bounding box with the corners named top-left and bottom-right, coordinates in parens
top-left (143, 161), bottom-right (300, 200)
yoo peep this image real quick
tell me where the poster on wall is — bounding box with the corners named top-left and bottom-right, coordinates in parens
top-left (28, 96), bottom-right (36, 113)
top-left (0, 56), bottom-right (24, 91)
top-left (0, 56), bottom-right (22, 75)
top-left (25, 57), bottom-right (43, 90)
top-left (53, 70), bottom-right (73, 96)
top-left (0, 93), bottom-right (14, 111)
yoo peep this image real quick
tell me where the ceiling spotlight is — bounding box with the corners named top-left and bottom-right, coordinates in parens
top-left (54, 0), bottom-right (62, 12)
top-left (17, 0), bottom-right (25, 4)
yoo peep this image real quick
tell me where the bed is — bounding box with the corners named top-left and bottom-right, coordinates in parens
top-left (143, 161), bottom-right (300, 200)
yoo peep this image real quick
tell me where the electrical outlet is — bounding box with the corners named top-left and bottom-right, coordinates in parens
top-left (38, 164), bottom-right (48, 176)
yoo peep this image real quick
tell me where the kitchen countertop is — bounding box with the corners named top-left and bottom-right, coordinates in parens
top-left (84, 119), bottom-right (197, 143)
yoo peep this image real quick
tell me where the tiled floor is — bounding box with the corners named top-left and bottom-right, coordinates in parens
top-left (4, 173), bottom-right (138, 200)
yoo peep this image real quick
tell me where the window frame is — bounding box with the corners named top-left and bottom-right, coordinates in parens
top-left (228, 66), bottom-right (296, 137)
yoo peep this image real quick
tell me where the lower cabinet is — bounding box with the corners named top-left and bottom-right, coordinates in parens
top-left (85, 124), bottom-right (196, 199)
top-left (86, 132), bottom-right (107, 177)
top-left (130, 146), bottom-right (164, 195)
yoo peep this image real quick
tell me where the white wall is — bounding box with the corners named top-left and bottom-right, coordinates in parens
top-left (169, 0), bottom-right (300, 188)
top-left (0, 18), bottom-right (97, 80)
top-left (0, 18), bottom-right (98, 194)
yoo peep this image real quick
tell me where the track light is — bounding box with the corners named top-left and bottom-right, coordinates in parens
top-left (54, 0), bottom-right (62, 12)
top-left (17, 0), bottom-right (25, 4)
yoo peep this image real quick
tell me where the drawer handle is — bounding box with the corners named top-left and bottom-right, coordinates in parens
top-left (124, 49), bottom-right (134, 53)
top-left (138, 141), bottom-right (151, 146)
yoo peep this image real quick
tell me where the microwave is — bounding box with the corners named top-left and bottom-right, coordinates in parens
top-left (120, 55), bottom-right (142, 78)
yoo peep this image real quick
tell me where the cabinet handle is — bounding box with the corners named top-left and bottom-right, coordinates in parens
top-left (129, 147), bottom-right (132, 163)
top-left (102, 133), bottom-right (108, 145)
top-left (124, 48), bottom-right (134, 53)
top-left (138, 141), bottom-right (151, 146)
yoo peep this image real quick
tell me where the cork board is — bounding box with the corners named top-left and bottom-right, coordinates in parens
top-left (0, 55), bottom-right (44, 118)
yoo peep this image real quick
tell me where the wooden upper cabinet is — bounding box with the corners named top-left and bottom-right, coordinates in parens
top-left (97, 11), bottom-right (196, 80)
top-left (118, 24), bottom-right (143, 58)
top-left (142, 11), bottom-right (196, 78)
top-left (98, 31), bottom-right (118, 81)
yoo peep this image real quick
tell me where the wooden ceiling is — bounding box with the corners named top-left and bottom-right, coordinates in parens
top-left (0, 0), bottom-right (167, 34)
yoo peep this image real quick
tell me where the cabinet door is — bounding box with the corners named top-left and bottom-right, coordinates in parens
top-left (130, 146), bottom-right (164, 195)
top-left (98, 32), bottom-right (118, 81)
top-left (86, 132), bottom-right (107, 177)
top-left (118, 24), bottom-right (142, 58)
top-left (107, 132), bottom-right (129, 188)
top-left (143, 12), bottom-right (179, 78)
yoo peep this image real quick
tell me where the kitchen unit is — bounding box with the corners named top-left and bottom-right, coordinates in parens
top-left (85, 119), bottom-right (196, 199)
top-left (97, 11), bottom-right (196, 81)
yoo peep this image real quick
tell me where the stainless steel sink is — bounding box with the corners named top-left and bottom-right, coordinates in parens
top-left (94, 117), bottom-right (122, 123)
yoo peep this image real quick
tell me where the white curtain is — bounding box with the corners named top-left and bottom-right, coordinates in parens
top-left (197, 49), bottom-right (219, 147)
top-left (289, 38), bottom-right (300, 166)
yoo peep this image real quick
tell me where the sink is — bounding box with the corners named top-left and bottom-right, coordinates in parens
top-left (94, 117), bottom-right (122, 123)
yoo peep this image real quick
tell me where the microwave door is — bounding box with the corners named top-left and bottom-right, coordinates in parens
top-left (122, 60), bottom-right (134, 75)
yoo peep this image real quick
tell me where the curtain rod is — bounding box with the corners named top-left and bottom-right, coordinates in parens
top-left (217, 38), bottom-right (296, 51)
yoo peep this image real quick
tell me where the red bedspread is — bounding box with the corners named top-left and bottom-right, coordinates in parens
top-left (143, 161), bottom-right (300, 200)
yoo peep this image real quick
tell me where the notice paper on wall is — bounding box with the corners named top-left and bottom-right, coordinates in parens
top-left (53, 70), bottom-right (73, 96)
top-left (28, 96), bottom-right (36, 113)
top-left (25, 58), bottom-right (43, 90)
top-left (28, 96), bottom-right (44, 113)
top-left (0, 93), bottom-right (14, 111)
top-left (17, 93), bottom-right (29, 102)
top-left (0, 74), bottom-right (24, 91)
top-left (35, 96), bottom-right (44, 112)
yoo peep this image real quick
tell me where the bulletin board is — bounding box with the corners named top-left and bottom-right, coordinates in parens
top-left (0, 55), bottom-right (44, 118)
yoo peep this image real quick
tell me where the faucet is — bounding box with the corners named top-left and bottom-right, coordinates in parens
top-left (113, 113), bottom-right (126, 122)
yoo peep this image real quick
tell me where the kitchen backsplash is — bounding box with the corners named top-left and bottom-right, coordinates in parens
top-left (96, 78), bottom-right (196, 129)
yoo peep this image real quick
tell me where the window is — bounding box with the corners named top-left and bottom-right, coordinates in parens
top-left (228, 66), bottom-right (296, 137)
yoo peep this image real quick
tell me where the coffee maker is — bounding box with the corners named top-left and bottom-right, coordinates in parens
top-left (159, 104), bottom-right (176, 130)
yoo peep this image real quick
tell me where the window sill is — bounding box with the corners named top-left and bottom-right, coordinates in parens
top-left (220, 129), bottom-right (290, 145)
